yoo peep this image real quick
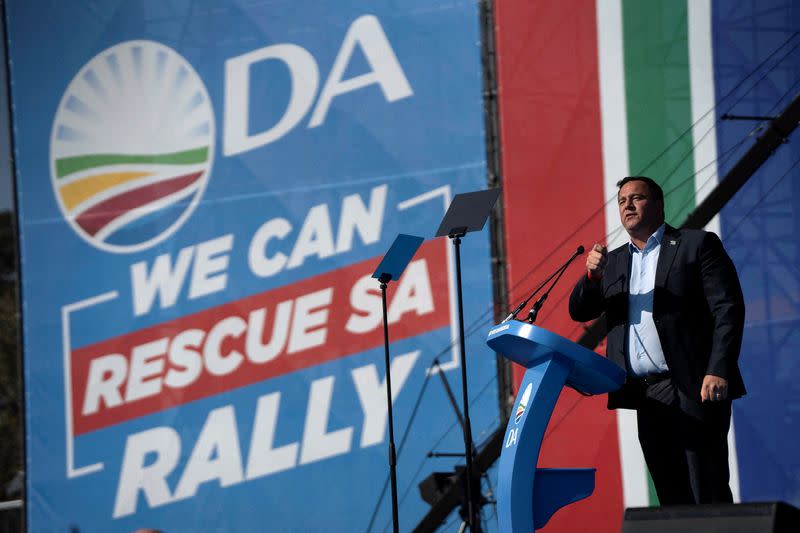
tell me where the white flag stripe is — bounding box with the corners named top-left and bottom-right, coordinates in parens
top-left (688, 0), bottom-right (722, 237)
top-left (688, 0), bottom-right (740, 502)
top-left (616, 409), bottom-right (650, 506)
top-left (597, 0), bottom-right (631, 253)
top-left (597, 0), bottom-right (650, 508)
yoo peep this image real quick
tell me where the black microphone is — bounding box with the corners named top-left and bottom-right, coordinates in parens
top-left (502, 246), bottom-right (585, 323)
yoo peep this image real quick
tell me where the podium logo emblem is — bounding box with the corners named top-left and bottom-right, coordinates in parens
top-left (514, 383), bottom-right (532, 424)
top-left (50, 40), bottom-right (215, 253)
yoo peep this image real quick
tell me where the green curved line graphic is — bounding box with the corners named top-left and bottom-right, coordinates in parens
top-left (56, 146), bottom-right (209, 178)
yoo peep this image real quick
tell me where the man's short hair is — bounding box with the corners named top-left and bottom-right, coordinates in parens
top-left (616, 176), bottom-right (664, 204)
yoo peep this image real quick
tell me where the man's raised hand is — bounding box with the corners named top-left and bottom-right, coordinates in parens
top-left (587, 243), bottom-right (608, 280)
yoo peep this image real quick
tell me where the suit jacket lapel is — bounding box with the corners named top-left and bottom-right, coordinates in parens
top-left (655, 225), bottom-right (680, 288)
top-left (621, 245), bottom-right (631, 294)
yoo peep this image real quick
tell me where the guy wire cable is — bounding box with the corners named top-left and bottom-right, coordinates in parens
top-left (530, 146), bottom-right (799, 442)
top-left (367, 30), bottom-right (800, 531)
top-left (369, 373), bottom-right (498, 533)
top-left (637, 30), bottom-right (800, 176)
top-left (519, 73), bottom-right (788, 336)
top-left (720, 37), bottom-right (800, 118)
top-left (373, 114), bottom-right (787, 527)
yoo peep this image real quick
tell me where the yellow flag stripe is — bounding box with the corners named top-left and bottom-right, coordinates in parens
top-left (59, 171), bottom-right (155, 211)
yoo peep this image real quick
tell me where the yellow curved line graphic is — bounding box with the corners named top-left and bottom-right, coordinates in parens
top-left (59, 171), bottom-right (155, 211)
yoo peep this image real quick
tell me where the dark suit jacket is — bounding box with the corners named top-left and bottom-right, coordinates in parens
top-left (569, 225), bottom-right (746, 411)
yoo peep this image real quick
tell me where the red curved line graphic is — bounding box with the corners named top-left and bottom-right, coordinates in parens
top-left (75, 171), bottom-right (204, 236)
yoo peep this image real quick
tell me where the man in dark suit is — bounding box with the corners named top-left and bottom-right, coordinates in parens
top-left (569, 176), bottom-right (745, 505)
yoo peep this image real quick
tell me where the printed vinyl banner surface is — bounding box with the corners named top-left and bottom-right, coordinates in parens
top-left (495, 0), bottom-right (800, 531)
top-left (6, 2), bottom-right (497, 531)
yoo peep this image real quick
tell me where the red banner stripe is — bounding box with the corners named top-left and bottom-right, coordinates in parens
top-left (75, 171), bottom-right (203, 236)
top-left (493, 1), bottom-right (624, 531)
top-left (71, 239), bottom-right (450, 435)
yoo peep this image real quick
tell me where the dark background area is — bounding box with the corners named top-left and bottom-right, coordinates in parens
top-left (0, 0), bottom-right (22, 505)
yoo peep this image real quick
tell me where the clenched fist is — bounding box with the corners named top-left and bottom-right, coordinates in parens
top-left (586, 243), bottom-right (608, 280)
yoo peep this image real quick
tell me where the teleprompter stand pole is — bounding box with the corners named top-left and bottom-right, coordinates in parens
top-left (450, 229), bottom-right (480, 531)
top-left (371, 233), bottom-right (425, 533)
top-left (379, 273), bottom-right (400, 533)
top-left (434, 188), bottom-right (500, 532)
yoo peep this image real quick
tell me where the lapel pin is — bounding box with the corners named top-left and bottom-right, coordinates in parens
top-left (670, 240), bottom-right (677, 245)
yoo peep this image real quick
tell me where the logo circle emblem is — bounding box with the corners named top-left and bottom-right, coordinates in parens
top-left (50, 40), bottom-right (215, 253)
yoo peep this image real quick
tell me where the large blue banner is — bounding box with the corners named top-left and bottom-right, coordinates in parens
top-left (712, 0), bottom-right (800, 508)
top-left (6, 1), bottom-right (498, 530)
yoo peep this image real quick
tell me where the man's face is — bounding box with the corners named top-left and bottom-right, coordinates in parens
top-left (617, 180), bottom-right (664, 236)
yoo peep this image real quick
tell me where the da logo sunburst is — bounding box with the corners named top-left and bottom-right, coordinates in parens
top-left (514, 383), bottom-right (532, 424)
top-left (50, 40), bottom-right (214, 253)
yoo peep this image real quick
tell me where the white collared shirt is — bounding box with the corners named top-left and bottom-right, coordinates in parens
top-left (627, 224), bottom-right (669, 377)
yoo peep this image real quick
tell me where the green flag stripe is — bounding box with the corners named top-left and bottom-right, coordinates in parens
top-left (56, 146), bottom-right (209, 178)
top-left (622, 0), bottom-right (697, 507)
top-left (622, 0), bottom-right (696, 226)
top-left (647, 473), bottom-right (659, 506)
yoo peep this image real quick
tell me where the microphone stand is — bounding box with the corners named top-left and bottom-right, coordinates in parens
top-left (527, 258), bottom-right (572, 323)
top-left (502, 246), bottom-right (584, 323)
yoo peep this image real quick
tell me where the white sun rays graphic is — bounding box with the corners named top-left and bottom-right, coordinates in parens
top-left (50, 40), bottom-right (215, 253)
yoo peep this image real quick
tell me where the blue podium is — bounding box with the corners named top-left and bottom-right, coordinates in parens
top-left (486, 320), bottom-right (626, 532)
